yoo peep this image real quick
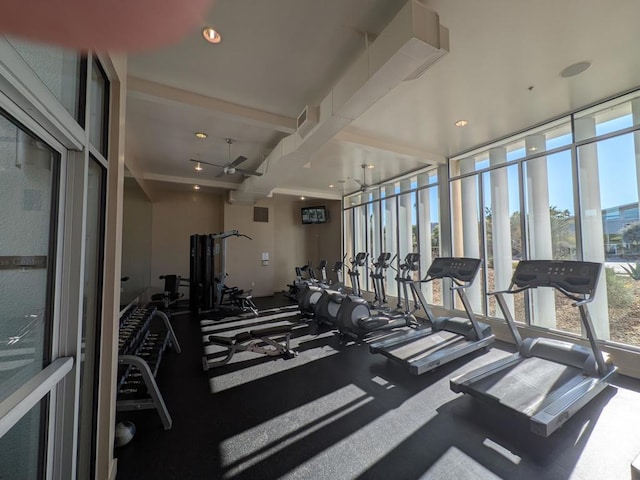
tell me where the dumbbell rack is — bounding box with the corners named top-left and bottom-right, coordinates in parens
top-left (117, 305), bottom-right (181, 430)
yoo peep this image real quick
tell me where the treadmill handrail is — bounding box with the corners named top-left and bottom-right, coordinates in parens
top-left (411, 274), bottom-right (485, 340)
top-left (491, 260), bottom-right (611, 377)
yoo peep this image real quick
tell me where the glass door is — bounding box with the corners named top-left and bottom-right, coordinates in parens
top-left (0, 111), bottom-right (60, 479)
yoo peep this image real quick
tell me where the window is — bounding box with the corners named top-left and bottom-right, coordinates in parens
top-left (447, 88), bottom-right (640, 349)
top-left (76, 157), bottom-right (106, 479)
top-left (578, 131), bottom-right (640, 346)
top-left (89, 59), bottom-right (109, 157)
top-left (353, 205), bottom-right (368, 291)
top-left (417, 182), bottom-right (441, 304)
top-left (343, 170), bottom-right (440, 305)
top-left (381, 194), bottom-right (398, 297)
top-left (0, 111), bottom-right (59, 477)
top-left (6, 38), bottom-right (85, 123)
top-left (574, 92), bottom-right (640, 141)
top-left (0, 400), bottom-right (48, 479)
top-left (482, 162), bottom-right (522, 320)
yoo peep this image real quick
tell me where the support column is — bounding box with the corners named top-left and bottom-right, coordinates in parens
top-left (575, 117), bottom-right (610, 339)
top-left (460, 157), bottom-right (482, 312)
top-left (399, 179), bottom-right (413, 259)
top-left (370, 191), bottom-right (381, 259)
top-left (525, 134), bottom-right (556, 328)
top-left (384, 185), bottom-right (397, 297)
top-left (489, 147), bottom-right (514, 317)
top-left (418, 173), bottom-right (434, 302)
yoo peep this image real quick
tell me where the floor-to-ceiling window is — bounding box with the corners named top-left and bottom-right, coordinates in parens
top-left (343, 169), bottom-right (441, 306)
top-left (448, 91), bottom-right (640, 349)
top-left (417, 172), bottom-right (441, 304)
top-left (0, 112), bottom-right (60, 480)
top-left (381, 188), bottom-right (398, 298)
top-left (0, 37), bottom-right (113, 479)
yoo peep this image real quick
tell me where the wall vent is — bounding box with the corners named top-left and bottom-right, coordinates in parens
top-left (254, 206), bottom-right (269, 223)
top-left (296, 105), bottom-right (319, 138)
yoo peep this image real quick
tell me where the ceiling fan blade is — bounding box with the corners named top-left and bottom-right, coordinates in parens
top-left (229, 155), bottom-right (248, 168)
top-left (235, 167), bottom-right (263, 177)
top-left (189, 158), bottom-right (226, 169)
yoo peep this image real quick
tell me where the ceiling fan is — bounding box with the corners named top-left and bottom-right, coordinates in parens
top-left (352, 163), bottom-right (375, 192)
top-left (189, 138), bottom-right (263, 177)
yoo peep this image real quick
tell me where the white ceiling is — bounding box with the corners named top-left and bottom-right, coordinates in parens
top-left (125, 0), bottom-right (640, 200)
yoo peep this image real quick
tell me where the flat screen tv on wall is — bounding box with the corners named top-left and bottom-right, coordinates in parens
top-left (301, 206), bottom-right (327, 224)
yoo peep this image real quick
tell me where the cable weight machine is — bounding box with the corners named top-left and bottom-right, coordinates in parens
top-left (189, 230), bottom-right (255, 315)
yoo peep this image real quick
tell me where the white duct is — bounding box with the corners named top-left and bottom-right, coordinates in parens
top-left (229, 0), bottom-right (449, 204)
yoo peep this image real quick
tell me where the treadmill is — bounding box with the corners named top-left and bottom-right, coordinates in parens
top-left (369, 257), bottom-right (494, 375)
top-left (450, 259), bottom-right (617, 437)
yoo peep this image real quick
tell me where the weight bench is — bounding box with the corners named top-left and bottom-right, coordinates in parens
top-left (217, 283), bottom-right (259, 317)
top-left (230, 289), bottom-right (258, 317)
top-left (202, 324), bottom-right (300, 370)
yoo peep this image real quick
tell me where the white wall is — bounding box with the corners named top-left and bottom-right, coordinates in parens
top-left (120, 177), bottom-right (152, 304)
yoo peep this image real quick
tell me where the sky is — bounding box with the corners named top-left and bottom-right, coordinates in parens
top-left (482, 115), bottom-right (638, 215)
top-left (355, 114), bottom-right (639, 235)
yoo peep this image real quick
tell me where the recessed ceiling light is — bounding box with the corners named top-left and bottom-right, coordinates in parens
top-left (193, 185), bottom-right (200, 190)
top-left (300, 196), bottom-right (305, 200)
top-left (202, 27), bottom-right (221, 44)
top-left (195, 162), bottom-right (203, 171)
top-left (560, 61), bottom-right (591, 78)
top-left (528, 146), bottom-right (537, 152)
top-left (195, 132), bottom-right (208, 139)
top-left (328, 184), bottom-right (334, 188)
top-left (455, 120), bottom-right (468, 127)
top-left (367, 164), bottom-right (375, 169)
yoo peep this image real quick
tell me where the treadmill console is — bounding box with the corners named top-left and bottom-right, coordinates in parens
top-left (511, 260), bottom-right (601, 296)
top-left (427, 257), bottom-right (482, 283)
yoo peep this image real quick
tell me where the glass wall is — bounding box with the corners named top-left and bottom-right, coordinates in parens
top-left (0, 113), bottom-right (58, 479)
top-left (6, 38), bottom-right (84, 123)
top-left (449, 91), bottom-right (640, 348)
top-left (89, 59), bottom-right (109, 157)
top-left (344, 173), bottom-right (441, 306)
top-left (381, 193), bottom-right (398, 298)
top-left (0, 37), bottom-right (113, 479)
top-left (76, 157), bottom-right (106, 479)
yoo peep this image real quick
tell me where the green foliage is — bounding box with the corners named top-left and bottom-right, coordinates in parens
top-left (622, 262), bottom-right (640, 280)
top-left (622, 222), bottom-right (640, 246)
top-left (605, 267), bottom-right (634, 309)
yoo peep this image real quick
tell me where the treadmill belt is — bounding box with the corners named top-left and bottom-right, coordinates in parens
top-left (470, 357), bottom-right (587, 417)
top-left (383, 330), bottom-right (463, 363)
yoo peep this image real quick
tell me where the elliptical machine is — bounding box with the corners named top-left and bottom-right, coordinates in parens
top-left (336, 253), bottom-right (422, 339)
top-left (297, 260), bottom-right (331, 315)
top-left (369, 252), bottom-right (396, 310)
top-left (313, 252), bottom-right (368, 325)
top-left (298, 256), bottom-right (349, 317)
